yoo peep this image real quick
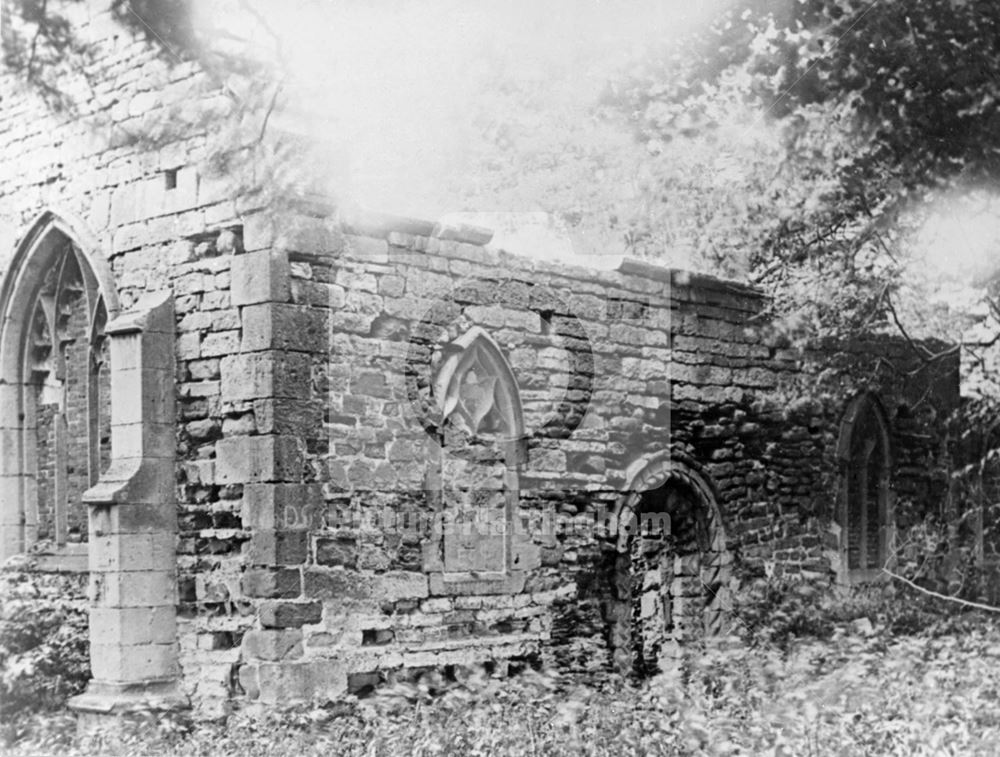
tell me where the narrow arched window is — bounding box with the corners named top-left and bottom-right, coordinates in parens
top-left (839, 394), bottom-right (892, 579)
top-left (25, 241), bottom-right (109, 545)
top-left (0, 214), bottom-right (116, 560)
top-left (432, 327), bottom-right (523, 575)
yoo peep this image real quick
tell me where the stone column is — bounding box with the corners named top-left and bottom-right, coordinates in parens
top-left (69, 290), bottom-right (186, 728)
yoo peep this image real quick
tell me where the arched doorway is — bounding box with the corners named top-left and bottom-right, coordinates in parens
top-left (606, 455), bottom-right (730, 676)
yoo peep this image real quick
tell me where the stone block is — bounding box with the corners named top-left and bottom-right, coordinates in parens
top-left (240, 567), bottom-right (302, 598)
top-left (245, 530), bottom-right (310, 566)
top-left (242, 629), bottom-right (304, 661)
top-left (88, 532), bottom-right (177, 573)
top-left (220, 352), bottom-right (312, 401)
top-left (315, 537), bottom-right (357, 567)
top-left (112, 421), bottom-right (177, 458)
top-left (175, 272), bottom-right (207, 296)
top-left (176, 332), bottom-right (201, 360)
top-left (252, 399), bottom-right (321, 436)
top-left (109, 367), bottom-right (174, 426)
top-left (334, 270), bottom-right (378, 293)
top-left (89, 642), bottom-right (178, 683)
top-left (215, 435), bottom-right (304, 484)
top-left (88, 606), bottom-right (177, 646)
top-left (240, 303), bottom-right (329, 353)
top-left (221, 414), bottom-right (256, 436)
top-left (188, 358), bottom-right (220, 381)
top-left (303, 568), bottom-right (372, 600)
top-left (241, 483), bottom-right (324, 530)
top-left (210, 308), bottom-right (239, 329)
top-left (259, 601), bottom-right (323, 628)
top-left (256, 660), bottom-right (346, 703)
top-left (200, 330), bottom-right (240, 357)
top-left (88, 498), bottom-right (178, 535)
top-left (428, 572), bottom-right (526, 596)
top-left (231, 249), bottom-right (291, 306)
top-left (89, 570), bottom-right (176, 608)
top-left (420, 597), bottom-right (453, 614)
top-left (371, 571), bottom-right (430, 602)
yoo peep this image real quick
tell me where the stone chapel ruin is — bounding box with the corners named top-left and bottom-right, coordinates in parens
top-left (0, 2), bottom-right (960, 724)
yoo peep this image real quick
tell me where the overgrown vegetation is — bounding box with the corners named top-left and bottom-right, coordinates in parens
top-left (0, 564), bottom-right (90, 743)
top-left (4, 573), bottom-right (999, 755)
top-left (5, 594), bottom-right (1000, 756)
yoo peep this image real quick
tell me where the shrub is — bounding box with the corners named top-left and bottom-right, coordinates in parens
top-left (729, 577), bottom-right (838, 649)
top-left (0, 561), bottom-right (90, 741)
top-left (728, 570), bottom-right (996, 654)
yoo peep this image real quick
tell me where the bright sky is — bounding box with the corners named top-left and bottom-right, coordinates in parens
top-left (914, 194), bottom-right (1000, 285)
top-left (198, 0), bottom-right (727, 219)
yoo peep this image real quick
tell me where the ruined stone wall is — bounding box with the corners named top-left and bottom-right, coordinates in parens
top-left (201, 209), bottom-right (958, 710)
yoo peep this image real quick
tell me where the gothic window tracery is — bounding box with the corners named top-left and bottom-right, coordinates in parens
top-left (21, 239), bottom-right (109, 546)
top-left (432, 328), bottom-right (523, 575)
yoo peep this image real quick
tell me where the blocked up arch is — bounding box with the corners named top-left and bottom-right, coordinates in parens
top-left (614, 453), bottom-right (724, 552)
top-left (606, 452), bottom-right (731, 676)
top-left (425, 326), bottom-right (526, 580)
top-left (836, 392), bottom-right (893, 582)
top-left (0, 211), bottom-right (119, 561)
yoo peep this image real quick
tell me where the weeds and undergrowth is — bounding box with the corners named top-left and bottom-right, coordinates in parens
top-left (0, 563), bottom-right (90, 740)
top-left (4, 582), bottom-right (1000, 756)
top-left (728, 576), bottom-right (974, 650)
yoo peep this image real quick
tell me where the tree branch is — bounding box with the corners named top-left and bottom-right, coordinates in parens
top-left (883, 289), bottom-right (961, 366)
top-left (882, 567), bottom-right (1000, 614)
top-left (257, 81), bottom-right (282, 145)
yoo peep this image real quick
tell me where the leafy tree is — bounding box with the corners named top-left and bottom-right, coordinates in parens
top-left (604, 0), bottom-right (1000, 344)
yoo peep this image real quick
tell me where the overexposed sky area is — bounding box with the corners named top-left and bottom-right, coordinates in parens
top-left (197, 0), bottom-right (728, 219)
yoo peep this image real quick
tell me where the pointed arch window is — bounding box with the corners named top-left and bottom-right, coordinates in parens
top-left (0, 216), bottom-right (116, 560)
top-left (838, 394), bottom-right (892, 581)
top-left (428, 327), bottom-right (524, 576)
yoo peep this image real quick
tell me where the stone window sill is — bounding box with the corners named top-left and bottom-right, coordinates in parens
top-left (429, 570), bottom-right (526, 596)
top-left (21, 543), bottom-right (88, 573)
